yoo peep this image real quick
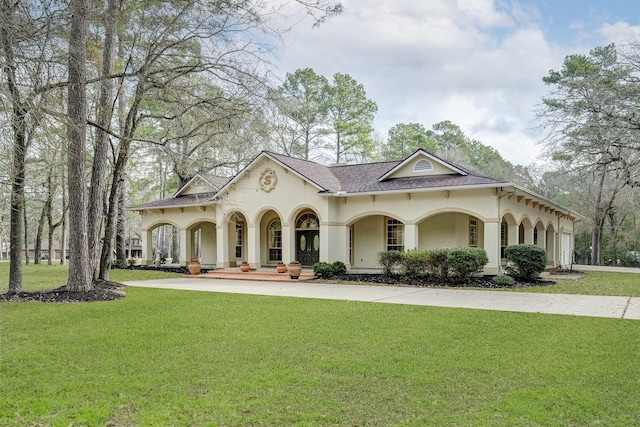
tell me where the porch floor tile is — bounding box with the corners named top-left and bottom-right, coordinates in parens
top-left (186, 267), bottom-right (315, 282)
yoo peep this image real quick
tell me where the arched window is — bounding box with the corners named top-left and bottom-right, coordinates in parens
top-left (268, 220), bottom-right (282, 262)
top-left (296, 212), bottom-right (319, 229)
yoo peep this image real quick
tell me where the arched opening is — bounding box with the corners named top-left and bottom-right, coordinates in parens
top-left (187, 221), bottom-right (217, 266)
top-left (150, 223), bottom-right (180, 264)
top-left (227, 212), bottom-right (247, 266)
top-left (295, 211), bottom-right (320, 266)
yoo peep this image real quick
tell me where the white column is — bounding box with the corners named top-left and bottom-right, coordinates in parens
top-left (322, 225), bottom-right (348, 264)
top-left (142, 228), bottom-right (153, 266)
top-left (216, 224), bottom-right (229, 269)
top-left (483, 221), bottom-right (500, 275)
top-left (179, 228), bottom-right (190, 267)
top-left (282, 224), bottom-right (292, 263)
top-left (247, 224), bottom-right (259, 268)
top-left (403, 223), bottom-right (418, 251)
top-left (524, 226), bottom-right (534, 244)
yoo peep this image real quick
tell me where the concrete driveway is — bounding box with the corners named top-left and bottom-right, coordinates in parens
top-left (124, 278), bottom-right (640, 320)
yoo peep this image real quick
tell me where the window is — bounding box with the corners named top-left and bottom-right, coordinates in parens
top-left (235, 220), bottom-right (243, 259)
top-left (413, 159), bottom-right (433, 172)
top-left (500, 220), bottom-right (508, 258)
top-left (296, 212), bottom-right (319, 229)
top-left (469, 217), bottom-right (478, 247)
top-left (387, 218), bottom-right (404, 251)
top-left (533, 227), bottom-right (538, 245)
top-left (268, 220), bottom-right (282, 262)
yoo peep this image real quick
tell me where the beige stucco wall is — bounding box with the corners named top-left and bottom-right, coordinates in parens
top-left (135, 155), bottom-right (579, 274)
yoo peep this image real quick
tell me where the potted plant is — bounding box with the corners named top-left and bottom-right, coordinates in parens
top-left (188, 258), bottom-right (201, 275)
top-left (276, 262), bottom-right (287, 273)
top-left (240, 261), bottom-right (250, 272)
top-left (287, 260), bottom-right (301, 279)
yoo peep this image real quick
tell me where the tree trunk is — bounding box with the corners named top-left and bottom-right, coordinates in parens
top-left (115, 180), bottom-right (127, 267)
top-left (88, 0), bottom-right (119, 279)
top-left (34, 203), bottom-right (46, 264)
top-left (1, 0), bottom-right (27, 292)
top-left (23, 202), bottom-right (29, 265)
top-left (66, 0), bottom-right (92, 292)
top-left (590, 170), bottom-right (607, 265)
top-left (60, 164), bottom-right (67, 266)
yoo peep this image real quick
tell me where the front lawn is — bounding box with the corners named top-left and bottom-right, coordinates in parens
top-left (518, 270), bottom-right (640, 296)
top-left (2, 287), bottom-right (639, 426)
top-left (0, 262), bottom-right (182, 294)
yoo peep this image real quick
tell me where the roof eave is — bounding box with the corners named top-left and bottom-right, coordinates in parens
top-left (320, 183), bottom-right (504, 198)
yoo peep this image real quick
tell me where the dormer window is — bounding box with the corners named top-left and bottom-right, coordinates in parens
top-left (413, 159), bottom-right (433, 172)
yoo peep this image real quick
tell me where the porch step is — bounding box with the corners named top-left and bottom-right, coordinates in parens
top-left (185, 267), bottom-right (315, 282)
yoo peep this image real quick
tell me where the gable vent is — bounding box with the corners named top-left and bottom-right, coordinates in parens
top-left (413, 159), bottom-right (433, 172)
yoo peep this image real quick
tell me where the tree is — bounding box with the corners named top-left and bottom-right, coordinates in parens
top-left (324, 72), bottom-right (377, 164)
top-left (274, 68), bottom-right (329, 160)
top-left (66, 0), bottom-right (92, 291)
top-left (87, 0), bottom-right (120, 279)
top-left (381, 122), bottom-right (437, 160)
top-left (538, 44), bottom-right (638, 265)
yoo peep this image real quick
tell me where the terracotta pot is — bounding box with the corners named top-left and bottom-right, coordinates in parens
top-left (276, 263), bottom-right (287, 273)
top-left (287, 263), bottom-right (301, 279)
top-left (188, 261), bottom-right (201, 275)
top-left (240, 263), bottom-right (250, 272)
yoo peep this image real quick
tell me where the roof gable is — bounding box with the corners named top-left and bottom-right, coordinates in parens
top-left (216, 151), bottom-right (340, 195)
top-left (175, 174), bottom-right (230, 197)
top-left (378, 149), bottom-right (467, 181)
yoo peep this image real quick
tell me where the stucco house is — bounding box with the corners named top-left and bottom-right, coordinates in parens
top-left (132, 149), bottom-right (582, 275)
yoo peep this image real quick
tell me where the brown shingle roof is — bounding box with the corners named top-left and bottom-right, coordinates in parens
top-left (134, 151), bottom-right (506, 209)
top-left (266, 152), bottom-right (342, 191)
top-left (329, 162), bottom-right (503, 193)
top-left (133, 192), bottom-right (218, 209)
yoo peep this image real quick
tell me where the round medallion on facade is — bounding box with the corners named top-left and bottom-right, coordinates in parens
top-left (259, 168), bottom-right (277, 192)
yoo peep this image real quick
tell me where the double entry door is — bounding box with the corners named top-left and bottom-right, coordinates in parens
top-left (295, 230), bottom-right (319, 266)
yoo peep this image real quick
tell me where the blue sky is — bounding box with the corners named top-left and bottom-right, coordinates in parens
top-left (277, 0), bottom-right (640, 166)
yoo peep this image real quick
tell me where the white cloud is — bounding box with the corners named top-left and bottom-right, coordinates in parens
top-left (598, 21), bottom-right (640, 44)
top-left (276, 0), bottom-right (640, 166)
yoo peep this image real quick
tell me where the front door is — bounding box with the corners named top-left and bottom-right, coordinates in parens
top-left (296, 230), bottom-right (320, 266)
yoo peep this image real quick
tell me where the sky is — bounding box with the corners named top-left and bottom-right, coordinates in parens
top-left (275, 0), bottom-right (640, 166)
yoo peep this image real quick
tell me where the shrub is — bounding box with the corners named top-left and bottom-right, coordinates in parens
top-left (504, 244), bottom-right (547, 281)
top-left (492, 274), bottom-right (516, 287)
top-left (377, 250), bottom-right (403, 276)
top-left (425, 248), bottom-right (449, 280)
top-left (331, 261), bottom-right (347, 276)
top-left (313, 261), bottom-right (347, 278)
top-left (400, 249), bottom-right (429, 277)
top-left (447, 247), bottom-right (488, 283)
top-left (313, 262), bottom-right (335, 278)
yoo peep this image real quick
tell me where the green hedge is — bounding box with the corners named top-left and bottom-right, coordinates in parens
top-left (447, 247), bottom-right (488, 283)
top-left (504, 244), bottom-right (547, 281)
top-left (377, 250), bottom-right (403, 276)
top-left (313, 261), bottom-right (347, 278)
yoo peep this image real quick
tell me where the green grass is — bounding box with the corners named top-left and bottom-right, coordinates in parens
top-left (517, 271), bottom-right (640, 296)
top-left (2, 288), bottom-right (639, 426)
top-left (1, 263), bottom-right (640, 424)
top-left (0, 262), bottom-right (182, 293)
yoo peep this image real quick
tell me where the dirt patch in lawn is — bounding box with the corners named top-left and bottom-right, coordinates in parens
top-left (0, 280), bottom-right (127, 303)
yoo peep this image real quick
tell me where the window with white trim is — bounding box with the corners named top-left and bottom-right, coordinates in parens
top-left (500, 220), bottom-right (508, 258)
top-left (469, 217), bottom-right (478, 247)
top-left (268, 220), bottom-right (282, 262)
top-left (386, 218), bottom-right (404, 252)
